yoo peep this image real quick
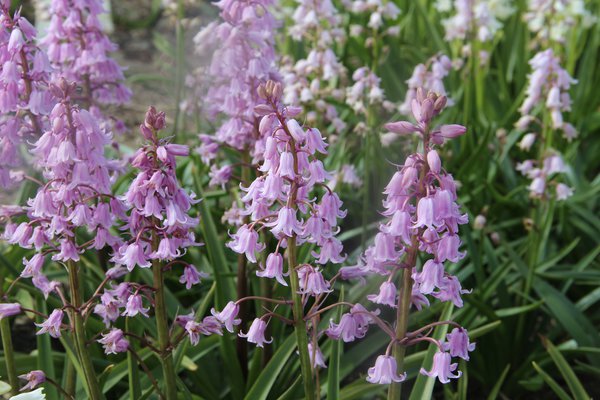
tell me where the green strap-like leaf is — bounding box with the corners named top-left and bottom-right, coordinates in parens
top-left (244, 334), bottom-right (296, 400)
top-left (543, 339), bottom-right (591, 400)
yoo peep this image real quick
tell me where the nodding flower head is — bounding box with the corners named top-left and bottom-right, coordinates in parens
top-left (211, 301), bottom-right (241, 333)
top-left (239, 318), bottom-right (273, 348)
top-left (35, 309), bottom-right (64, 338)
top-left (366, 355), bottom-right (407, 384)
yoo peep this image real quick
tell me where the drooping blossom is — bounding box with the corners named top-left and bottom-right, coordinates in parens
top-left (420, 351), bottom-right (462, 384)
top-left (325, 304), bottom-right (375, 342)
top-left (366, 355), bottom-right (407, 384)
top-left (35, 309), bottom-right (63, 338)
top-left (308, 342), bottom-right (327, 369)
top-left (211, 301), bottom-right (241, 333)
top-left (175, 312), bottom-right (224, 346)
top-left (18, 370), bottom-right (46, 391)
top-left (239, 318), bottom-right (272, 348)
top-left (98, 328), bottom-right (129, 354)
top-left (0, 302), bottom-right (21, 318)
top-left (443, 328), bottom-right (476, 360)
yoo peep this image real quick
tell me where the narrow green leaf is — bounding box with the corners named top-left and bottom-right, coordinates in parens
top-left (126, 318), bottom-right (141, 400)
top-left (486, 364), bottom-right (510, 400)
top-left (532, 362), bottom-right (572, 400)
top-left (327, 287), bottom-right (344, 399)
top-left (408, 303), bottom-right (454, 400)
top-left (244, 334), bottom-right (296, 400)
top-left (495, 300), bottom-right (544, 317)
top-left (543, 339), bottom-right (591, 400)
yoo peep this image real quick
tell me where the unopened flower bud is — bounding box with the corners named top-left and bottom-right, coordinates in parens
top-left (416, 87), bottom-right (426, 103)
top-left (473, 215), bottom-right (486, 230)
top-left (434, 95), bottom-right (447, 112)
top-left (427, 150), bottom-right (441, 173)
top-left (384, 121), bottom-right (418, 135)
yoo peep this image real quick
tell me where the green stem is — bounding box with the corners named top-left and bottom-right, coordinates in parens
top-left (67, 261), bottom-right (103, 400)
top-left (151, 254), bottom-right (178, 400)
top-left (126, 318), bottom-right (141, 400)
top-left (236, 152), bottom-right (251, 378)
top-left (287, 237), bottom-right (316, 400)
top-left (64, 358), bottom-right (76, 398)
top-left (387, 248), bottom-right (418, 400)
top-left (0, 318), bottom-right (18, 395)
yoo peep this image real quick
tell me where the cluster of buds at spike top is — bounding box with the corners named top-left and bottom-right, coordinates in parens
top-left (211, 79), bottom-right (347, 357)
top-left (0, 3), bottom-right (53, 186)
top-left (337, 88), bottom-right (474, 385)
top-left (392, 54), bottom-right (453, 144)
top-left (2, 78), bottom-right (121, 307)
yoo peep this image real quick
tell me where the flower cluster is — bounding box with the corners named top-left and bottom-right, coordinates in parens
top-left (346, 67), bottom-right (394, 117)
top-left (111, 106), bottom-right (201, 283)
top-left (281, 0), bottom-right (346, 134)
top-left (524, 0), bottom-right (597, 45)
top-left (3, 79), bottom-right (119, 302)
top-left (340, 89), bottom-right (474, 384)
top-left (514, 49), bottom-right (574, 200)
top-left (436, 0), bottom-right (514, 43)
top-left (0, 4), bottom-right (52, 186)
top-left (41, 0), bottom-right (131, 122)
top-left (89, 107), bottom-right (208, 350)
top-left (192, 0), bottom-right (280, 159)
top-left (397, 54), bottom-right (452, 120)
top-left (216, 80), bottom-right (347, 352)
top-left (342, 0), bottom-right (401, 40)
top-left (517, 154), bottom-right (572, 201)
top-left (517, 49), bottom-right (577, 139)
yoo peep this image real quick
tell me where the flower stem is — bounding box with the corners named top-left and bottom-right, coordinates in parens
top-left (152, 255), bottom-right (178, 399)
top-left (67, 260), bottom-right (103, 400)
top-left (0, 317), bottom-right (18, 395)
top-left (387, 247), bottom-right (418, 400)
top-left (288, 237), bottom-right (316, 400)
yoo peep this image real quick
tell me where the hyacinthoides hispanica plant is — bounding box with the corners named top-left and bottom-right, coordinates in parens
top-left (103, 105), bottom-right (208, 399)
top-left (0, 78), bottom-right (117, 399)
top-left (191, 0), bottom-right (281, 372)
top-left (211, 79), bottom-right (347, 399)
top-left (332, 88), bottom-right (473, 398)
top-left (0, 97), bottom-right (209, 399)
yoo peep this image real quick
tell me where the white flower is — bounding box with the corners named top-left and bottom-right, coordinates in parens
top-left (10, 388), bottom-right (46, 400)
